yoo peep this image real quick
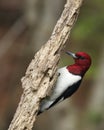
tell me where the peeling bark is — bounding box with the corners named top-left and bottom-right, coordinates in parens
top-left (8, 0), bottom-right (83, 129)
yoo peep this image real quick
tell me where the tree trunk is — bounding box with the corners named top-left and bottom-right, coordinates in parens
top-left (8, 0), bottom-right (83, 129)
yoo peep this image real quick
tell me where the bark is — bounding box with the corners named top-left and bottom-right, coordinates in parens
top-left (8, 0), bottom-right (83, 130)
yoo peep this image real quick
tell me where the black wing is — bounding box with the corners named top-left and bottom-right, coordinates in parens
top-left (38, 80), bottom-right (82, 115)
top-left (49, 79), bottom-right (82, 108)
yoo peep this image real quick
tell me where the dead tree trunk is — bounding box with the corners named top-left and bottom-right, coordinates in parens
top-left (8, 0), bottom-right (83, 129)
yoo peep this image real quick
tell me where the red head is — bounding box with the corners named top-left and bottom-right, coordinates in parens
top-left (66, 51), bottom-right (91, 76)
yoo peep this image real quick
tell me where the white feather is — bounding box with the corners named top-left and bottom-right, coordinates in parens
top-left (40, 67), bottom-right (81, 112)
top-left (50, 67), bottom-right (81, 100)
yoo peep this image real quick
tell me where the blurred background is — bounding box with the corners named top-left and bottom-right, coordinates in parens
top-left (0, 0), bottom-right (104, 130)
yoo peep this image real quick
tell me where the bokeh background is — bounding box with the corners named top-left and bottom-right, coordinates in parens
top-left (0, 0), bottom-right (104, 130)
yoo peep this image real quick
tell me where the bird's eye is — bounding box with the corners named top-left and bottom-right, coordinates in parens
top-left (80, 56), bottom-right (85, 59)
top-left (76, 54), bottom-right (85, 60)
top-left (77, 55), bottom-right (85, 59)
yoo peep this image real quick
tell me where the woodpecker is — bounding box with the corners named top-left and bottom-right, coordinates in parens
top-left (38, 51), bottom-right (91, 115)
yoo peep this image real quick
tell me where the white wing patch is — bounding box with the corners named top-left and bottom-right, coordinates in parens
top-left (39, 67), bottom-right (81, 112)
top-left (50, 67), bottom-right (81, 100)
top-left (40, 99), bottom-right (54, 112)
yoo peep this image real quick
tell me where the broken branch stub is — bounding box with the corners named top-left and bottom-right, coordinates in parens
top-left (8, 0), bottom-right (83, 130)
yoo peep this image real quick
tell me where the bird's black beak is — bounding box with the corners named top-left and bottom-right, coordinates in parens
top-left (66, 51), bottom-right (78, 59)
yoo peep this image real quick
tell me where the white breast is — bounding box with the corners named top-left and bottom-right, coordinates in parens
top-left (50, 67), bottom-right (81, 100)
top-left (39, 67), bottom-right (81, 112)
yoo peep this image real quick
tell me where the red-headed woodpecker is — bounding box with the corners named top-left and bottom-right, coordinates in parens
top-left (38, 51), bottom-right (91, 115)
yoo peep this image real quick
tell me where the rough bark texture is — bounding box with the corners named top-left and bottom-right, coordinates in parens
top-left (8, 0), bottom-right (83, 130)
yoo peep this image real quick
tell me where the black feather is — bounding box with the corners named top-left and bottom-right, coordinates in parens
top-left (38, 80), bottom-right (82, 115)
top-left (49, 79), bottom-right (82, 108)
